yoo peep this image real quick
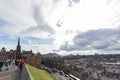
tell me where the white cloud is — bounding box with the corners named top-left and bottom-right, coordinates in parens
top-left (60, 28), bottom-right (120, 52)
top-left (61, 0), bottom-right (120, 31)
top-left (28, 42), bottom-right (56, 54)
top-left (0, 0), bottom-right (64, 38)
top-left (0, 0), bottom-right (120, 55)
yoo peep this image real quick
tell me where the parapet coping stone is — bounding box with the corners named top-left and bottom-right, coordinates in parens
top-left (25, 64), bottom-right (34, 80)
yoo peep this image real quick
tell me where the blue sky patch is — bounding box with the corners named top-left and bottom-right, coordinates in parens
top-left (0, 19), bottom-right (8, 26)
top-left (26, 37), bottom-right (54, 45)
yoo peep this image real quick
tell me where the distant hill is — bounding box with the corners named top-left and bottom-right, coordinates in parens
top-left (42, 53), bottom-right (61, 58)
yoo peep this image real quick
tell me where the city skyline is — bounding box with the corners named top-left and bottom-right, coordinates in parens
top-left (0, 0), bottom-right (120, 55)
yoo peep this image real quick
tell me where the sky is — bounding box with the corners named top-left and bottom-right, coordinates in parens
top-left (0, 0), bottom-right (120, 55)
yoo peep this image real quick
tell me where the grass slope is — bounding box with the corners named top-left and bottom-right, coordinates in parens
top-left (26, 64), bottom-right (55, 80)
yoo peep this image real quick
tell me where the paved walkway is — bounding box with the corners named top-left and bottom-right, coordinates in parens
top-left (11, 70), bottom-right (22, 80)
top-left (0, 71), bottom-right (11, 80)
top-left (0, 65), bottom-right (21, 80)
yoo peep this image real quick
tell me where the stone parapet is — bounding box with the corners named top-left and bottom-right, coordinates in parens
top-left (21, 64), bottom-right (34, 80)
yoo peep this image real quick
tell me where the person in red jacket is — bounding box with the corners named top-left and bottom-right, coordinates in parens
top-left (19, 58), bottom-right (24, 70)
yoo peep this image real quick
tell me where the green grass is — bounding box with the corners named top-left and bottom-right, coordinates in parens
top-left (26, 64), bottom-right (55, 80)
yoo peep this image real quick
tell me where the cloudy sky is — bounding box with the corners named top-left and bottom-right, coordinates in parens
top-left (0, 0), bottom-right (120, 55)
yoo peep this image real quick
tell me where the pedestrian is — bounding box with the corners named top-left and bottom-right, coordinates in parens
top-left (5, 61), bottom-right (8, 70)
top-left (15, 60), bottom-right (19, 70)
top-left (19, 58), bottom-right (24, 70)
top-left (7, 59), bottom-right (10, 65)
top-left (0, 62), bottom-right (3, 72)
top-left (12, 59), bottom-right (15, 66)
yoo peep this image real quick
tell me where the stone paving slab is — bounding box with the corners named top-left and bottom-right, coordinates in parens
top-left (11, 70), bottom-right (22, 80)
top-left (0, 65), bottom-right (21, 80)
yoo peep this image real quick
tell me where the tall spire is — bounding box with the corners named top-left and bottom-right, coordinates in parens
top-left (16, 37), bottom-right (21, 53)
top-left (18, 37), bottom-right (20, 46)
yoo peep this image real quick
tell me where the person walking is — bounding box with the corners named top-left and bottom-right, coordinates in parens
top-left (0, 62), bottom-right (3, 72)
top-left (19, 58), bottom-right (24, 70)
top-left (15, 60), bottom-right (19, 70)
top-left (13, 59), bottom-right (15, 66)
top-left (5, 61), bottom-right (8, 70)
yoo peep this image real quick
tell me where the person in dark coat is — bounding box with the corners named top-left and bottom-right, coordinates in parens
top-left (15, 60), bottom-right (19, 70)
top-left (0, 62), bottom-right (3, 71)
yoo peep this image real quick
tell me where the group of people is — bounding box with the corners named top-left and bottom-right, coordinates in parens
top-left (0, 58), bottom-right (24, 72)
top-left (15, 58), bottom-right (24, 70)
top-left (0, 59), bottom-right (11, 71)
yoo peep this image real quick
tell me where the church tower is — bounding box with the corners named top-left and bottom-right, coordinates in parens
top-left (16, 37), bottom-right (22, 59)
top-left (16, 37), bottom-right (21, 53)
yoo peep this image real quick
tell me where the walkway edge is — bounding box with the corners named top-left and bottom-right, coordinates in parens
top-left (25, 64), bottom-right (34, 80)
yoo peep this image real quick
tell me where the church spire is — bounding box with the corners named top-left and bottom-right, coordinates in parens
top-left (18, 37), bottom-right (20, 45)
top-left (16, 37), bottom-right (21, 53)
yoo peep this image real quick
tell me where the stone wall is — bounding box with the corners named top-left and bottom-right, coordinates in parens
top-left (21, 65), bottom-right (33, 80)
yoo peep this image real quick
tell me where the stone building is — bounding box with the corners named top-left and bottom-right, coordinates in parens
top-left (0, 37), bottom-right (41, 67)
top-left (23, 52), bottom-right (41, 68)
top-left (9, 49), bottom-right (16, 59)
top-left (22, 50), bottom-right (33, 62)
top-left (0, 47), bottom-right (8, 62)
top-left (17, 37), bottom-right (41, 67)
